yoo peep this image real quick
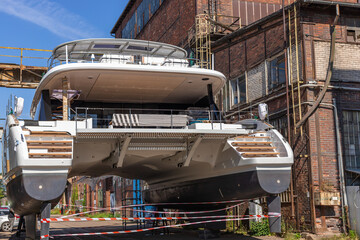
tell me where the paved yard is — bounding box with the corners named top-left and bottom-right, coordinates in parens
top-left (0, 220), bottom-right (284, 240)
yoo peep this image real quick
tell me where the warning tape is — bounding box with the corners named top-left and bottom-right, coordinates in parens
top-left (130, 202), bottom-right (245, 215)
top-left (60, 202), bottom-right (246, 218)
top-left (59, 198), bottom-right (246, 211)
top-left (40, 214), bottom-right (281, 239)
top-left (41, 214), bottom-right (277, 223)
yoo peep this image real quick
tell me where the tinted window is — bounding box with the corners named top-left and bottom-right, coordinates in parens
top-left (0, 210), bottom-right (9, 216)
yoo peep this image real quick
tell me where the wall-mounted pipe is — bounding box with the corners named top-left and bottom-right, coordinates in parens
top-left (295, 4), bottom-right (339, 129)
top-left (333, 98), bottom-right (349, 234)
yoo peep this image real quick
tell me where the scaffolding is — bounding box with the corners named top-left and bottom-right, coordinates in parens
top-left (195, 14), bottom-right (212, 69)
top-left (0, 46), bottom-right (51, 88)
top-left (188, 3), bottom-right (241, 70)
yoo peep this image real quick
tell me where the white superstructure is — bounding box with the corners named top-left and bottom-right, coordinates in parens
top-left (2, 39), bottom-right (293, 223)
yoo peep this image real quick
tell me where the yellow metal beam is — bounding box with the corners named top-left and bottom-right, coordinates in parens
top-left (0, 46), bottom-right (52, 52)
top-left (0, 46), bottom-right (50, 88)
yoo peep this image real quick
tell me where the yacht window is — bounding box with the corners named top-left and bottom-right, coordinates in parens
top-left (268, 54), bottom-right (286, 91)
top-left (127, 45), bottom-right (154, 51)
top-left (134, 55), bottom-right (142, 64)
top-left (93, 44), bottom-right (121, 49)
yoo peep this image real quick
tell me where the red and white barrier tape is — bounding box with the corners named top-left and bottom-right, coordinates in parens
top-left (61, 202), bottom-right (246, 218)
top-left (130, 202), bottom-right (245, 215)
top-left (42, 214), bottom-right (277, 223)
top-left (40, 214), bottom-right (281, 239)
top-left (59, 198), bottom-right (246, 211)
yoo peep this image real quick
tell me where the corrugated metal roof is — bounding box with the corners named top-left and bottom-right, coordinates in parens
top-left (347, 169), bottom-right (360, 175)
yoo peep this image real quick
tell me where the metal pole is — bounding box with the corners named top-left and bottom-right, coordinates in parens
top-left (171, 110), bottom-right (173, 128)
top-left (85, 108), bottom-right (88, 129)
top-left (220, 110), bottom-right (222, 130)
top-left (65, 45), bottom-right (69, 64)
top-left (294, 5), bottom-right (303, 136)
top-left (333, 98), bottom-right (348, 233)
top-left (288, 10), bottom-right (297, 134)
top-left (62, 77), bottom-right (69, 121)
top-left (75, 108), bottom-right (78, 135)
top-left (282, 0), bottom-right (296, 221)
top-left (20, 48), bottom-right (23, 83)
top-left (129, 109), bottom-right (132, 128)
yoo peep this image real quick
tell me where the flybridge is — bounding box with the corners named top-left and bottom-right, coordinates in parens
top-left (48, 38), bottom-right (189, 68)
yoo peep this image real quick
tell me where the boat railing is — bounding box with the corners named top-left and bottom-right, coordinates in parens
top-left (74, 107), bottom-right (254, 131)
top-left (48, 52), bottom-right (191, 70)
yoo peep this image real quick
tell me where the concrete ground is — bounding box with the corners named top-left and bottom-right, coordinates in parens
top-left (0, 220), bottom-right (284, 240)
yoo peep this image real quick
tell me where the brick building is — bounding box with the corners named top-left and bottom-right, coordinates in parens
top-left (109, 0), bottom-right (360, 234)
top-left (111, 0), bottom-right (290, 48)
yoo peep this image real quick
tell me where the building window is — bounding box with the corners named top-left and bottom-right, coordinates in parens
top-left (122, 0), bottom-right (165, 39)
top-left (347, 27), bottom-right (360, 43)
top-left (343, 111), bottom-right (360, 184)
top-left (268, 54), bottom-right (286, 90)
top-left (229, 74), bottom-right (246, 107)
top-left (270, 114), bottom-right (288, 139)
top-left (343, 111), bottom-right (360, 185)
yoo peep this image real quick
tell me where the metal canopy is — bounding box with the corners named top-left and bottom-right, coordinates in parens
top-left (52, 39), bottom-right (187, 61)
top-left (347, 168), bottom-right (360, 175)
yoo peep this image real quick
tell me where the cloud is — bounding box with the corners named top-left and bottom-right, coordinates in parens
top-left (0, 0), bottom-right (100, 40)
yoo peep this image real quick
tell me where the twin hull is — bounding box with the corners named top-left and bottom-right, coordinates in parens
top-left (4, 115), bottom-right (293, 215)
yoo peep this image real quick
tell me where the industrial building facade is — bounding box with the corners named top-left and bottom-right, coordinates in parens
top-left (104, 0), bottom-right (360, 234)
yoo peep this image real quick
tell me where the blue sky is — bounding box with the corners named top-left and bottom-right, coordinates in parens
top-left (0, 0), bottom-right (127, 121)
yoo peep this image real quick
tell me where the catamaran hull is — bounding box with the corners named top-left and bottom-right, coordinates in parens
top-left (143, 169), bottom-right (291, 208)
top-left (6, 174), bottom-right (67, 216)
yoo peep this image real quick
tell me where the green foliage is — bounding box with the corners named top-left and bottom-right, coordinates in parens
top-left (348, 230), bottom-right (359, 240)
top-left (0, 180), bottom-right (6, 199)
top-left (85, 212), bottom-right (115, 218)
top-left (71, 184), bottom-right (78, 209)
top-left (51, 208), bottom-right (61, 215)
top-left (82, 187), bottom-right (86, 207)
top-left (284, 232), bottom-right (301, 240)
top-left (249, 219), bottom-right (270, 236)
top-left (0, 187), bottom-right (6, 199)
top-left (226, 209), bottom-right (234, 231)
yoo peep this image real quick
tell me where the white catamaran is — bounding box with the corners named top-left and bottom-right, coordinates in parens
top-left (2, 39), bottom-right (293, 238)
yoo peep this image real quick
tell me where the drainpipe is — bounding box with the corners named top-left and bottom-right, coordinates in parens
top-left (295, 4), bottom-right (340, 129)
top-left (333, 98), bottom-right (349, 233)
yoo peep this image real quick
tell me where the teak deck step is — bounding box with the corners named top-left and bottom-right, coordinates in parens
top-left (26, 134), bottom-right (72, 138)
top-left (235, 136), bottom-right (270, 139)
top-left (237, 146), bottom-right (276, 151)
top-left (30, 131), bottom-right (70, 135)
top-left (27, 140), bottom-right (72, 144)
top-left (242, 152), bottom-right (279, 157)
top-left (27, 145), bottom-right (72, 149)
top-left (232, 141), bottom-right (272, 146)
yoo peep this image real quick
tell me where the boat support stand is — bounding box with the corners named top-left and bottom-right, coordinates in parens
top-left (25, 214), bottom-right (36, 240)
top-left (267, 195), bottom-right (281, 233)
top-left (40, 202), bottom-right (51, 240)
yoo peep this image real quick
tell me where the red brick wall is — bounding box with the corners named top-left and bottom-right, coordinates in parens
top-left (213, 12), bottom-right (284, 75)
top-left (213, 3), bottom-right (360, 232)
top-left (136, 0), bottom-right (196, 47)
